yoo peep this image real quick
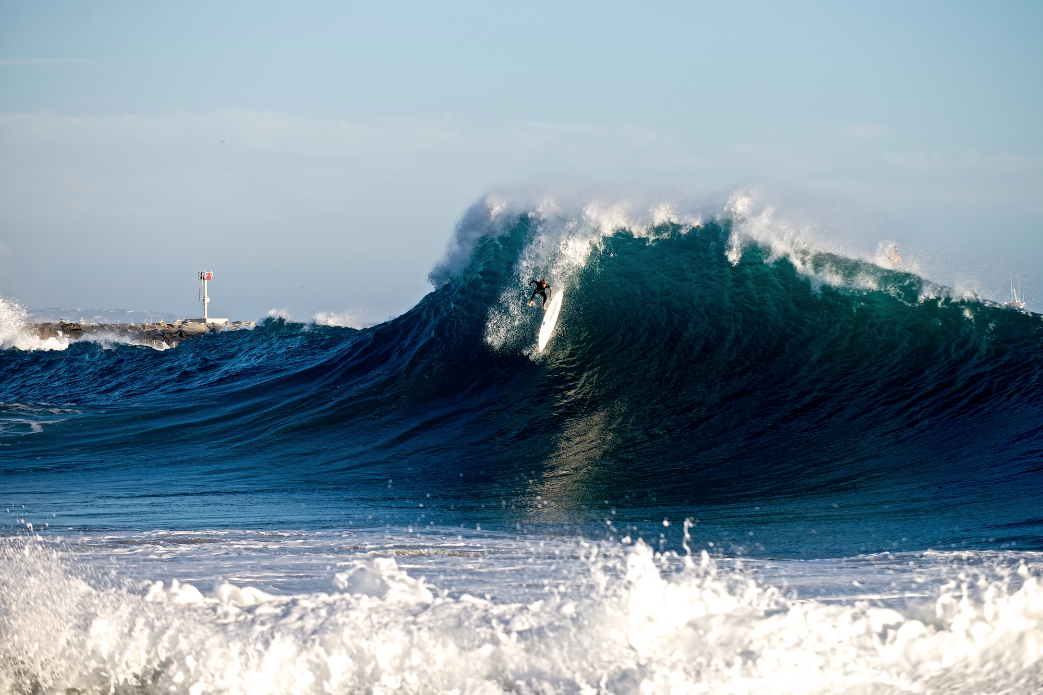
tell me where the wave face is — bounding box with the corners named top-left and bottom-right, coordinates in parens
top-left (3, 196), bottom-right (1043, 553)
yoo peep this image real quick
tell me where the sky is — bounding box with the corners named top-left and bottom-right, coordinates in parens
top-left (1, 0), bottom-right (1041, 321)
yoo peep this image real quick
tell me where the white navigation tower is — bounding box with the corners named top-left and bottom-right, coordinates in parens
top-left (199, 270), bottom-right (212, 320)
top-left (195, 270), bottom-right (228, 325)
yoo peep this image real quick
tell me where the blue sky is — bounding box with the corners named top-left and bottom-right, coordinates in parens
top-left (1, 1), bottom-right (1040, 320)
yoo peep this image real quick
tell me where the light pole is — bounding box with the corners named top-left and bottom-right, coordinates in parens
top-left (199, 270), bottom-right (213, 321)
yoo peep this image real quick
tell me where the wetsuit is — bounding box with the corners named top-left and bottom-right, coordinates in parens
top-left (529, 279), bottom-right (551, 306)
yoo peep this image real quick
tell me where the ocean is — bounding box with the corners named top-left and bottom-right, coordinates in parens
top-left (3, 193), bottom-right (1043, 693)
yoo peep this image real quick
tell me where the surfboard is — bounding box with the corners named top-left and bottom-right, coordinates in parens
top-left (537, 289), bottom-right (564, 353)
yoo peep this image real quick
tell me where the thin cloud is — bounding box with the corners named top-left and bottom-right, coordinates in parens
top-left (0, 58), bottom-right (92, 67)
top-left (795, 121), bottom-right (892, 140)
top-left (838, 124), bottom-right (890, 140)
top-left (880, 150), bottom-right (1043, 176)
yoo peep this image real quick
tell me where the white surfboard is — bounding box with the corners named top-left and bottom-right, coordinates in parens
top-left (537, 289), bottom-right (564, 353)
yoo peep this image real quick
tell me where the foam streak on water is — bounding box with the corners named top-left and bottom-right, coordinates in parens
top-left (2, 531), bottom-right (1042, 695)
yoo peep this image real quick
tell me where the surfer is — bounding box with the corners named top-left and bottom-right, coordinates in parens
top-left (886, 244), bottom-right (902, 267)
top-left (527, 278), bottom-right (553, 310)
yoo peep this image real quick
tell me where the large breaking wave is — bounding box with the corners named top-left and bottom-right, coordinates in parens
top-left (2, 190), bottom-right (1043, 548)
top-left (5, 189), bottom-right (1043, 693)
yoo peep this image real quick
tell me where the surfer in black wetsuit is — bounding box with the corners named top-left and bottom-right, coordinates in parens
top-left (528, 278), bottom-right (553, 310)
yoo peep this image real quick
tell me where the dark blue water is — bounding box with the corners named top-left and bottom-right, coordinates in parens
top-left (4, 213), bottom-right (1043, 557)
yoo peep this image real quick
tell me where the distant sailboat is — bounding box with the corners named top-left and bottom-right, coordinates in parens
top-left (1007, 276), bottom-right (1028, 311)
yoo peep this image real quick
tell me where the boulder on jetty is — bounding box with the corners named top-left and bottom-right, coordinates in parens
top-left (26, 319), bottom-right (256, 349)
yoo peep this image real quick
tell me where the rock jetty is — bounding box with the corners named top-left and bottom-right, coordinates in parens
top-left (27, 319), bottom-right (255, 349)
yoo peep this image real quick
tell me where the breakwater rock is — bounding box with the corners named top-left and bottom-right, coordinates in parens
top-left (28, 319), bottom-right (255, 349)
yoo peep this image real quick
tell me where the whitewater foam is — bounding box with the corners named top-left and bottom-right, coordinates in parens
top-left (265, 308), bottom-right (295, 321)
top-left (313, 309), bottom-right (364, 329)
top-left (2, 531), bottom-right (1041, 694)
top-left (0, 296), bottom-right (68, 351)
